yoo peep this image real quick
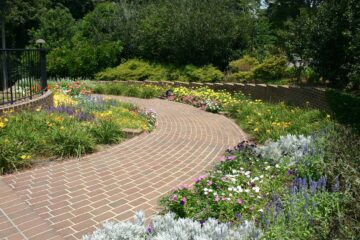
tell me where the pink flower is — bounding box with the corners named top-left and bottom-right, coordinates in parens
top-left (237, 199), bottom-right (243, 205)
top-left (220, 156), bottom-right (226, 162)
top-left (214, 195), bottom-right (220, 202)
top-left (177, 184), bottom-right (191, 190)
top-left (207, 180), bottom-right (213, 186)
top-left (170, 195), bottom-right (178, 201)
top-left (180, 197), bottom-right (187, 206)
top-left (194, 175), bottom-right (206, 183)
top-left (221, 176), bottom-right (227, 181)
top-left (227, 156), bottom-right (236, 161)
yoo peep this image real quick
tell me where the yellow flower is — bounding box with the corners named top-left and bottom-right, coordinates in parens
top-left (20, 155), bottom-right (31, 160)
top-left (266, 129), bottom-right (271, 133)
top-left (0, 121), bottom-right (6, 128)
top-left (36, 107), bottom-right (41, 112)
top-left (60, 126), bottom-right (65, 131)
top-left (254, 128), bottom-right (259, 132)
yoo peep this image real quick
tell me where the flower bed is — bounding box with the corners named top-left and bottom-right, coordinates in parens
top-left (0, 81), bottom-right (156, 174)
top-left (84, 83), bottom-right (358, 239)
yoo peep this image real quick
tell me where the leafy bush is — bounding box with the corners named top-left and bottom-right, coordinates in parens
top-left (95, 59), bottom-right (224, 82)
top-left (229, 55), bottom-right (259, 73)
top-left (83, 211), bottom-right (261, 240)
top-left (184, 64), bottom-right (224, 82)
top-left (227, 55), bottom-right (288, 82)
top-left (93, 83), bottom-right (166, 99)
top-left (252, 55), bottom-right (287, 81)
top-left (325, 89), bottom-right (360, 131)
top-left (48, 41), bottom-right (123, 78)
top-left (95, 59), bottom-right (168, 81)
top-left (133, 0), bottom-right (254, 67)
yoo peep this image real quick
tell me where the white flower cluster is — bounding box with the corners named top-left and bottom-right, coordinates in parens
top-left (256, 134), bottom-right (313, 166)
top-left (83, 212), bottom-right (261, 240)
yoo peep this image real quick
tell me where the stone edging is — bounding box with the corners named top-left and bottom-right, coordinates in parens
top-left (0, 91), bottom-right (54, 115)
top-left (96, 80), bottom-right (331, 112)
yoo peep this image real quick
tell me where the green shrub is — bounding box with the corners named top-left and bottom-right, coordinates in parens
top-left (228, 55), bottom-right (259, 73)
top-left (253, 55), bottom-right (287, 81)
top-left (227, 71), bottom-right (254, 82)
top-left (95, 59), bottom-right (224, 82)
top-left (325, 89), bottom-right (360, 131)
top-left (93, 83), bottom-right (165, 99)
top-left (48, 41), bottom-right (123, 78)
top-left (184, 64), bottom-right (224, 82)
top-left (95, 59), bottom-right (168, 81)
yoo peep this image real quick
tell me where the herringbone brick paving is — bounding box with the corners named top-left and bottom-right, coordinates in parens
top-left (0, 96), bottom-right (247, 239)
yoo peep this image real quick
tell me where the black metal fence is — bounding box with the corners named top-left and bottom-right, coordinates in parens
top-left (0, 49), bottom-right (47, 105)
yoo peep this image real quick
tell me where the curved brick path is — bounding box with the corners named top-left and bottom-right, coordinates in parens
top-left (0, 96), bottom-right (247, 240)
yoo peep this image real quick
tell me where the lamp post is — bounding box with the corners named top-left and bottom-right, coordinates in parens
top-left (36, 39), bottom-right (47, 92)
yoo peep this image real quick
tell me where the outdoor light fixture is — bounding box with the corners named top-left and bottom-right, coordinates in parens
top-left (36, 39), bottom-right (46, 48)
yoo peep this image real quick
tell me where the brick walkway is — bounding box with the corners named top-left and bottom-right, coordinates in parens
top-left (0, 96), bottom-right (247, 240)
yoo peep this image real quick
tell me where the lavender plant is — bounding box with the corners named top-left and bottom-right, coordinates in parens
top-left (83, 212), bottom-right (261, 240)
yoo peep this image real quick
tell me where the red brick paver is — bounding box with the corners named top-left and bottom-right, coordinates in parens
top-left (0, 97), bottom-right (247, 239)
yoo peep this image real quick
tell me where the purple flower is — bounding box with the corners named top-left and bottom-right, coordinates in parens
top-left (180, 197), bottom-right (187, 206)
top-left (227, 155), bottom-right (236, 161)
top-left (207, 180), bottom-right (213, 186)
top-left (237, 199), bottom-right (243, 205)
top-left (287, 169), bottom-right (293, 176)
top-left (146, 225), bottom-right (154, 234)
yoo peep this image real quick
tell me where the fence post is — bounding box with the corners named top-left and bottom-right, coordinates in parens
top-left (40, 49), bottom-right (47, 92)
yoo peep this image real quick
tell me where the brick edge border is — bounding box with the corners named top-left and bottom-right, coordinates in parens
top-left (0, 91), bottom-right (54, 115)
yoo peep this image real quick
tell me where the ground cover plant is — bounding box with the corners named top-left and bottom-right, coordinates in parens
top-left (0, 81), bottom-right (156, 174)
top-left (84, 211), bottom-right (261, 240)
top-left (163, 86), bottom-right (333, 143)
top-left (92, 82), bottom-right (166, 99)
top-left (160, 128), bottom-right (359, 239)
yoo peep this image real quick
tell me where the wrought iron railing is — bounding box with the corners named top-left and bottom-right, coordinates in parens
top-left (0, 49), bottom-right (47, 105)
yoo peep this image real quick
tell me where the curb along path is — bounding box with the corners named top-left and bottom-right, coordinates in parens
top-left (0, 96), bottom-right (247, 240)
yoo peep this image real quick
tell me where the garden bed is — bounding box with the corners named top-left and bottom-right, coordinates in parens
top-left (84, 81), bottom-right (359, 240)
top-left (0, 81), bottom-right (156, 174)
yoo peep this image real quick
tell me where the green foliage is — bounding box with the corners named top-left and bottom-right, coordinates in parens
top-left (325, 89), bottom-right (360, 131)
top-left (93, 83), bottom-right (166, 99)
top-left (95, 59), bottom-right (224, 82)
top-left (321, 126), bottom-right (360, 238)
top-left (48, 41), bottom-right (123, 78)
top-left (229, 55), bottom-right (259, 73)
top-left (226, 99), bottom-right (333, 143)
top-left (29, 6), bottom-right (76, 49)
top-left (95, 59), bottom-right (167, 81)
top-left (227, 54), bottom-right (288, 82)
top-left (49, 120), bottom-right (96, 157)
top-left (134, 0), bottom-right (253, 67)
top-left (90, 120), bottom-right (124, 144)
top-left (253, 54), bottom-right (287, 81)
top-left (184, 65), bottom-right (224, 82)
